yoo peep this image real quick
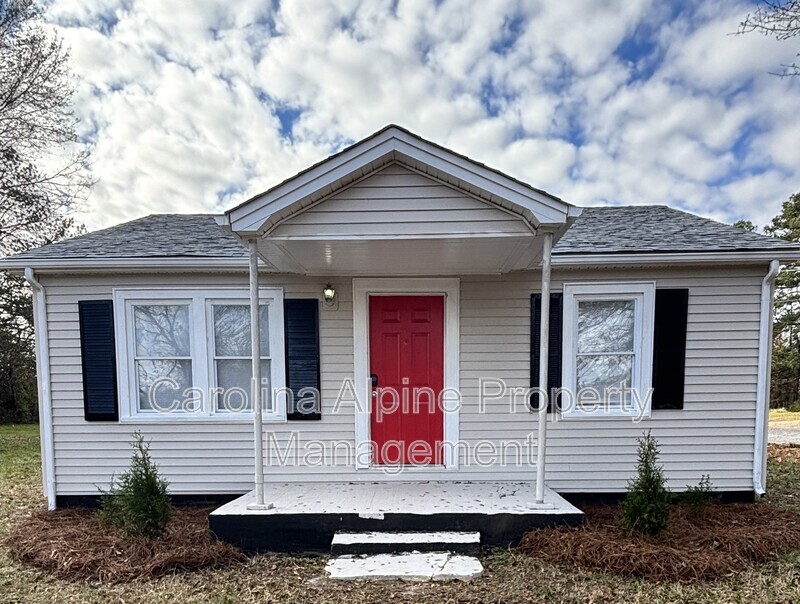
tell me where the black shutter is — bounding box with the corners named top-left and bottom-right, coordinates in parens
top-left (78, 300), bottom-right (118, 421)
top-left (284, 299), bottom-right (321, 420)
top-left (652, 288), bottom-right (689, 410)
top-left (531, 293), bottom-right (563, 412)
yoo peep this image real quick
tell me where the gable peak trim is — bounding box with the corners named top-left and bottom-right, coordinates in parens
top-left (226, 124), bottom-right (577, 235)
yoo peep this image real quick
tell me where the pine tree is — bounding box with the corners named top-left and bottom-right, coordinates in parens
top-left (765, 193), bottom-right (800, 409)
top-left (733, 219), bottom-right (757, 232)
top-left (100, 432), bottom-right (171, 539)
top-left (621, 431), bottom-right (671, 536)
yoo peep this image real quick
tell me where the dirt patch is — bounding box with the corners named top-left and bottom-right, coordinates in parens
top-left (3, 506), bottom-right (245, 583)
top-left (519, 503), bottom-right (800, 582)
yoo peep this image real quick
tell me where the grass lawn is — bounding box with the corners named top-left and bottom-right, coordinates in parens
top-left (770, 408), bottom-right (800, 425)
top-left (2, 424), bottom-right (800, 603)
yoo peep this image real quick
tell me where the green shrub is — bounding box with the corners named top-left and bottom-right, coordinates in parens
top-left (679, 474), bottom-right (716, 515)
top-left (620, 430), bottom-right (671, 536)
top-left (100, 431), bottom-right (171, 538)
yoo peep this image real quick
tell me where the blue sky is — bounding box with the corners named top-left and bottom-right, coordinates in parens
top-left (44, 0), bottom-right (800, 230)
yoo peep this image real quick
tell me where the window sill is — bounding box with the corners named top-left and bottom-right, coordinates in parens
top-left (118, 414), bottom-right (287, 425)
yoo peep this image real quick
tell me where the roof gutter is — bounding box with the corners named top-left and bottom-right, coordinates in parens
top-left (552, 250), bottom-right (800, 267)
top-left (0, 257), bottom-right (249, 273)
top-left (24, 268), bottom-right (56, 509)
top-left (3, 249), bottom-right (800, 273)
top-left (754, 259), bottom-right (780, 497)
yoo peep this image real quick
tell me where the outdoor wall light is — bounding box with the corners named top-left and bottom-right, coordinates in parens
top-left (323, 283), bottom-right (336, 307)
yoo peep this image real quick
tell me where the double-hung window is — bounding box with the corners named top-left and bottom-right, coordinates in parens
top-left (132, 302), bottom-right (193, 413)
top-left (115, 288), bottom-right (285, 421)
top-left (209, 302), bottom-right (272, 414)
top-left (562, 282), bottom-right (655, 418)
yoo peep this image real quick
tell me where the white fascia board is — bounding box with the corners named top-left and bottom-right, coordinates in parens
top-left (390, 133), bottom-right (572, 225)
top-left (227, 126), bottom-right (575, 234)
top-left (5, 248), bottom-right (798, 274)
top-left (0, 257), bottom-right (250, 273)
top-left (551, 250), bottom-right (800, 267)
top-left (566, 206), bottom-right (583, 219)
top-left (228, 131), bottom-right (398, 232)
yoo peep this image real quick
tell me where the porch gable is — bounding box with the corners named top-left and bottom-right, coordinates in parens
top-left (269, 163), bottom-right (535, 240)
top-left (225, 124), bottom-right (581, 238)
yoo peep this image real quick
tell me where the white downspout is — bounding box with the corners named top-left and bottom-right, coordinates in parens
top-left (24, 268), bottom-right (56, 510)
top-left (754, 259), bottom-right (780, 496)
top-left (247, 240), bottom-right (272, 510)
top-left (535, 231), bottom-right (553, 504)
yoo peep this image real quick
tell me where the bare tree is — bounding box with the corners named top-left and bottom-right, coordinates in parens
top-left (740, 1), bottom-right (800, 77)
top-left (0, 0), bottom-right (91, 256)
top-left (0, 0), bottom-right (91, 421)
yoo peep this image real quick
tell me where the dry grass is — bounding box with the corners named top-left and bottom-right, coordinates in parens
top-left (770, 408), bottom-right (800, 424)
top-left (0, 424), bottom-right (43, 535)
top-left (519, 503), bottom-right (800, 582)
top-left (3, 506), bottom-right (244, 583)
top-left (3, 425), bottom-right (800, 603)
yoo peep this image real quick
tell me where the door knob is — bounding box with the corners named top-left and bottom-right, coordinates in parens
top-left (370, 373), bottom-right (379, 387)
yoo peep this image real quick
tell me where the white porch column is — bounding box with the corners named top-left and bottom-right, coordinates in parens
top-left (248, 239), bottom-right (272, 510)
top-left (535, 231), bottom-right (554, 504)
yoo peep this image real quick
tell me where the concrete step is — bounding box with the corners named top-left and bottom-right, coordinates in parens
top-left (325, 552), bottom-right (484, 581)
top-left (331, 530), bottom-right (481, 555)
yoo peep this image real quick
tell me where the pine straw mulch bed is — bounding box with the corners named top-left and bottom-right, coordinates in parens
top-left (772, 443), bottom-right (800, 462)
top-left (519, 502), bottom-right (800, 582)
top-left (3, 506), bottom-right (245, 583)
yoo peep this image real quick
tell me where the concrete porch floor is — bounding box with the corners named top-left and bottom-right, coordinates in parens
top-left (209, 481), bottom-right (584, 553)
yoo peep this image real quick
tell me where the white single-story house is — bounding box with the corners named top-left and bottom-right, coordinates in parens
top-left (3, 125), bottom-right (799, 551)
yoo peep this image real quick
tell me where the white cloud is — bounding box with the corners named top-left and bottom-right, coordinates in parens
top-left (496, 138), bottom-right (577, 191)
top-left (662, 1), bottom-right (796, 91)
top-left (42, 0), bottom-right (800, 232)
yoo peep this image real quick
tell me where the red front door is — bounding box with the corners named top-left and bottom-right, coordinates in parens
top-left (369, 295), bottom-right (444, 465)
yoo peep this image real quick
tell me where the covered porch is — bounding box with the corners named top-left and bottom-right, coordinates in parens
top-left (210, 480), bottom-right (583, 553)
top-left (216, 125), bottom-right (582, 536)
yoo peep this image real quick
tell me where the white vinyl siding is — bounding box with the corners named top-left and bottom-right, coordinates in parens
top-left (41, 264), bottom-right (765, 496)
top-left (270, 163), bottom-right (532, 239)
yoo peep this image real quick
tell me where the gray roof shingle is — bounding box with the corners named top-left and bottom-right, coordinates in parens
top-left (3, 205), bottom-right (797, 263)
top-left (5, 214), bottom-right (247, 261)
top-left (555, 205), bottom-right (800, 254)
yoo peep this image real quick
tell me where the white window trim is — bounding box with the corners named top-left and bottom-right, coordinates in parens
top-left (352, 277), bottom-right (460, 470)
top-left (113, 288), bottom-right (286, 423)
top-left (561, 281), bottom-right (655, 419)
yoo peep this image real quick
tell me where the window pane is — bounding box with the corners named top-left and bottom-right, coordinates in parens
top-left (213, 305), bottom-right (270, 357)
top-left (577, 300), bottom-right (635, 353)
top-left (137, 359), bottom-right (192, 411)
top-left (576, 354), bottom-right (633, 405)
top-left (134, 305), bottom-right (190, 357)
top-left (215, 358), bottom-right (272, 412)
